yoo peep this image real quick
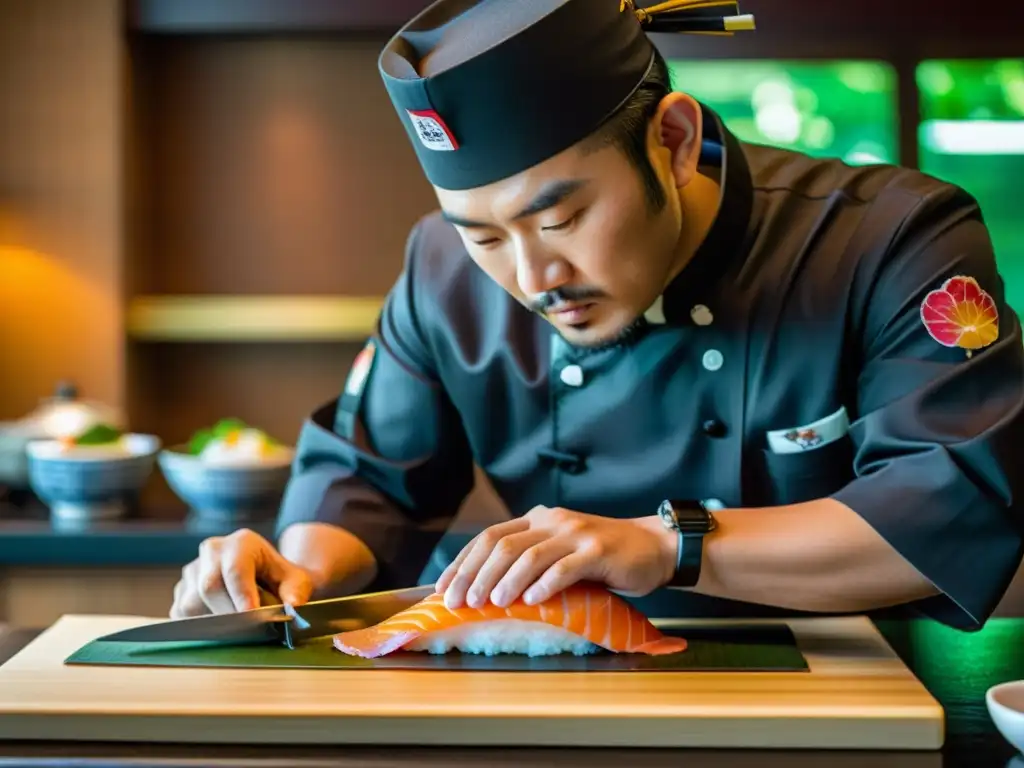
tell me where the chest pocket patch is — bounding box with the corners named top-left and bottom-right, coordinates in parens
top-left (760, 406), bottom-right (855, 505)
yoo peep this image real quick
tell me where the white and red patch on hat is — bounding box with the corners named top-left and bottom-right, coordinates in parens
top-left (345, 341), bottom-right (376, 396)
top-left (920, 275), bottom-right (999, 357)
top-left (407, 109), bottom-right (459, 151)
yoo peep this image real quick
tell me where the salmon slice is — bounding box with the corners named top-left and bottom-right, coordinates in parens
top-left (332, 581), bottom-right (687, 658)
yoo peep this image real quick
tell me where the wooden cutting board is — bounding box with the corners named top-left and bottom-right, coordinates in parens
top-left (0, 613), bottom-right (943, 750)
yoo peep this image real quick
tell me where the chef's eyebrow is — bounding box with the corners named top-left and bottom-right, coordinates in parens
top-left (441, 178), bottom-right (589, 229)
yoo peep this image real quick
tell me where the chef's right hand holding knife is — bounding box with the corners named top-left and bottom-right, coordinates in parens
top-left (170, 522), bottom-right (378, 617)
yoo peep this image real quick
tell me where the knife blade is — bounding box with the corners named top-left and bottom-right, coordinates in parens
top-left (94, 584), bottom-right (436, 648)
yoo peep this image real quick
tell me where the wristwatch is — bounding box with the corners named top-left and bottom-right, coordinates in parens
top-left (657, 499), bottom-right (717, 587)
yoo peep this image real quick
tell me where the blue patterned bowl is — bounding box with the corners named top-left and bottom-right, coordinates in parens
top-left (26, 434), bottom-right (161, 522)
top-left (158, 445), bottom-right (295, 522)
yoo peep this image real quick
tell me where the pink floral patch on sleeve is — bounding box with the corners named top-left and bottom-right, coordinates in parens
top-left (920, 276), bottom-right (999, 357)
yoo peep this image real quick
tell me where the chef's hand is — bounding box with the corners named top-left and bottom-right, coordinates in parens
top-left (170, 528), bottom-right (316, 617)
top-left (434, 507), bottom-right (676, 610)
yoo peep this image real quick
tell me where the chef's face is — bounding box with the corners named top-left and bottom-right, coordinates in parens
top-left (434, 93), bottom-right (707, 348)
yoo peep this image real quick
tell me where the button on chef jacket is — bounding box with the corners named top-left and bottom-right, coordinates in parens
top-left (277, 105), bottom-right (1024, 632)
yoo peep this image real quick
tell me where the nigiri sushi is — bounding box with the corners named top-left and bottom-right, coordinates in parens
top-left (332, 581), bottom-right (687, 658)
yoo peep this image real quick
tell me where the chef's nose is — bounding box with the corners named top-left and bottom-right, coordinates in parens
top-left (514, 239), bottom-right (571, 298)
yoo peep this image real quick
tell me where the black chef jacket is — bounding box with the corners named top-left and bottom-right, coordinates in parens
top-left (276, 105), bottom-right (1024, 631)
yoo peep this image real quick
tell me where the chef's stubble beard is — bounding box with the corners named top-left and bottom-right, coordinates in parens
top-left (573, 314), bottom-right (648, 352)
top-left (550, 309), bottom-right (650, 355)
top-left (523, 287), bottom-right (647, 352)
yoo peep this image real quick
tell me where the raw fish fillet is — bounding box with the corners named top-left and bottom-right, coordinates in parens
top-left (332, 581), bottom-right (688, 658)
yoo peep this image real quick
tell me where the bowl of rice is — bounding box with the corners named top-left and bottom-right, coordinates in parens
top-left (26, 424), bottom-right (161, 522)
top-left (158, 418), bottom-right (295, 522)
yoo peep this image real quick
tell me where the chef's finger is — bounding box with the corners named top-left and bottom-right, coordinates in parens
top-left (195, 541), bottom-right (236, 614)
top-left (170, 590), bottom-right (207, 619)
top-left (174, 594), bottom-right (210, 618)
top-left (434, 532), bottom-right (482, 593)
top-left (436, 520), bottom-right (524, 594)
top-left (488, 538), bottom-right (576, 607)
top-left (521, 551), bottom-right (592, 605)
top-left (443, 519), bottom-right (529, 609)
top-left (252, 539), bottom-right (315, 606)
top-left (219, 537), bottom-right (260, 612)
top-left (169, 577), bottom-right (190, 619)
top-left (171, 564), bottom-right (209, 618)
top-left (466, 529), bottom-right (549, 609)
top-left (276, 569), bottom-right (314, 607)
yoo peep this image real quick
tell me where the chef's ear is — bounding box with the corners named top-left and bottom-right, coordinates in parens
top-left (648, 92), bottom-right (703, 190)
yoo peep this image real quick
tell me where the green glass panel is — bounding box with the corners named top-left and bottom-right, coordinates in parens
top-left (918, 59), bottom-right (1024, 316)
top-left (666, 60), bottom-right (898, 165)
top-left (904, 618), bottom-right (1022, 705)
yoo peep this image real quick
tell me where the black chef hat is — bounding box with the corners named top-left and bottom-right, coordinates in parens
top-left (379, 0), bottom-right (756, 191)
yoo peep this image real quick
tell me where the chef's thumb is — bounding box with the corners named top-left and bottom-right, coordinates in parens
top-left (276, 568), bottom-right (314, 606)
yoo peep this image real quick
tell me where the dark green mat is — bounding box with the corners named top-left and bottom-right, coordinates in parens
top-left (65, 625), bottom-right (808, 672)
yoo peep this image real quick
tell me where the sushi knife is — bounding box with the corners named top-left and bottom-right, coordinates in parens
top-left (93, 584), bottom-right (436, 649)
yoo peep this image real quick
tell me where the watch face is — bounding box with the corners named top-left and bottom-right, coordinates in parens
top-left (666, 500), bottom-right (713, 533)
top-left (657, 499), bottom-right (677, 529)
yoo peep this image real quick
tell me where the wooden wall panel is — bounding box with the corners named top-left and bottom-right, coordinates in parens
top-left (131, 37), bottom-right (438, 297)
top-left (0, 0), bottom-right (125, 419)
top-left (129, 341), bottom-right (361, 449)
top-left (0, 567), bottom-right (181, 627)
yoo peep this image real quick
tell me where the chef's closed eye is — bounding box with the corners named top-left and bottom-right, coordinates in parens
top-left (541, 208), bottom-right (587, 233)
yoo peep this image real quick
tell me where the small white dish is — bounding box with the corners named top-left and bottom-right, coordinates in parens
top-left (987, 680), bottom-right (1024, 755)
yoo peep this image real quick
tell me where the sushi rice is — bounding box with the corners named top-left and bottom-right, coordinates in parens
top-left (404, 618), bottom-right (600, 657)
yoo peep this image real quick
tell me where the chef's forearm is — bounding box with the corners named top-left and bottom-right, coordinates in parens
top-left (673, 499), bottom-right (940, 613)
top-left (278, 522), bottom-right (379, 599)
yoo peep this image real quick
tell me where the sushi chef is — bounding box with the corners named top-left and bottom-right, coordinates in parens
top-left (171, 0), bottom-right (1024, 631)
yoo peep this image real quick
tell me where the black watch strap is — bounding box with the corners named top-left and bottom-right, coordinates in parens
top-left (658, 499), bottom-right (714, 588)
top-left (669, 530), bottom-right (704, 587)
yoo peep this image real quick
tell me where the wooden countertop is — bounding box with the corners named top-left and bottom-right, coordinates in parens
top-left (1, 618), bottom-right (1023, 766)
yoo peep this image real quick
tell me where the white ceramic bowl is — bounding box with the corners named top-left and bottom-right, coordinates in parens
top-left (987, 680), bottom-right (1024, 754)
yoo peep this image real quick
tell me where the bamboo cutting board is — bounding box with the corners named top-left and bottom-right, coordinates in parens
top-left (0, 613), bottom-right (943, 750)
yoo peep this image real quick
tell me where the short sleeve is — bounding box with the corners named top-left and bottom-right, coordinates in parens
top-left (832, 180), bottom-right (1024, 630)
top-left (275, 219), bottom-right (476, 589)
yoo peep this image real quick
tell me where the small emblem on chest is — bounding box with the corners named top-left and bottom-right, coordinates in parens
top-left (920, 275), bottom-right (999, 358)
top-left (783, 428), bottom-right (824, 450)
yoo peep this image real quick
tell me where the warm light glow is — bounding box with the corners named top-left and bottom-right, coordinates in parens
top-left (0, 245), bottom-right (118, 418)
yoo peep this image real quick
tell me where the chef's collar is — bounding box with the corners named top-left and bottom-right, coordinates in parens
top-left (643, 101), bottom-right (754, 326)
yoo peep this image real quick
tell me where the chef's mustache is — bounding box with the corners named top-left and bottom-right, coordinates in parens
top-left (527, 287), bottom-right (606, 314)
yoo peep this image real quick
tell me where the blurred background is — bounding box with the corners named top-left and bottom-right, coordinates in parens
top-left (0, 0), bottom-right (1022, 626)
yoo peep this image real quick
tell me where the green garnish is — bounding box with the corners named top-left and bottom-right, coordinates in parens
top-left (74, 424), bottom-right (122, 445)
top-left (186, 427), bottom-right (216, 456)
top-left (212, 417), bottom-right (247, 438)
top-left (185, 418), bottom-right (281, 455)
